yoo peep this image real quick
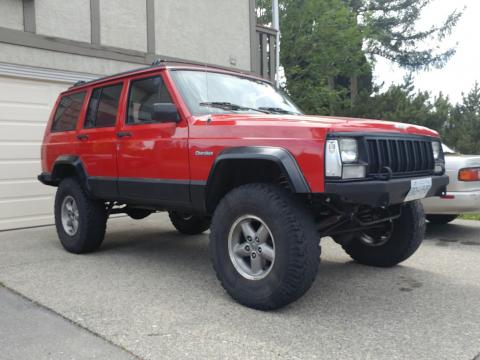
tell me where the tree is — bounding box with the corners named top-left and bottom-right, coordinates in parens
top-left (256, 0), bottom-right (461, 108)
top-left (445, 83), bottom-right (480, 154)
top-left (257, 0), bottom-right (371, 114)
top-left (342, 0), bottom-right (462, 70)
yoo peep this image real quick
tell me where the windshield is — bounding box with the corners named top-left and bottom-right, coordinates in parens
top-left (170, 70), bottom-right (302, 116)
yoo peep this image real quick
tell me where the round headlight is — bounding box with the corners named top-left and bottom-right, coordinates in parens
top-left (339, 138), bottom-right (358, 163)
top-left (431, 141), bottom-right (441, 160)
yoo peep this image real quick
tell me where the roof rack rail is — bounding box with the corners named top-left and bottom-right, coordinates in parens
top-left (72, 80), bottom-right (86, 87)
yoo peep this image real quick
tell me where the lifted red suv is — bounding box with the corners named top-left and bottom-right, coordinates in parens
top-left (39, 61), bottom-right (448, 309)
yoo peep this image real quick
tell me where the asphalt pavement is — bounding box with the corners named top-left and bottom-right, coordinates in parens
top-left (0, 214), bottom-right (479, 360)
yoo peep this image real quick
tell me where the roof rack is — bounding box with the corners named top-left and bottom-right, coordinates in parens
top-left (72, 80), bottom-right (86, 87)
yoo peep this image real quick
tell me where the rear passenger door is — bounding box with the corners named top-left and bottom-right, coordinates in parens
top-left (76, 82), bottom-right (124, 198)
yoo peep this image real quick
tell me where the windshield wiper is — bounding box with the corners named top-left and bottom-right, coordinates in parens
top-left (258, 107), bottom-right (296, 115)
top-left (199, 102), bottom-right (270, 114)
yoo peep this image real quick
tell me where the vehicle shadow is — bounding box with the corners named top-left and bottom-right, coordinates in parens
top-left (89, 217), bottom-right (479, 316)
top-left (425, 221), bottom-right (480, 244)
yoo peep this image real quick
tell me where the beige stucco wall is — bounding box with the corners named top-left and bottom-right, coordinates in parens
top-left (154, 0), bottom-right (251, 71)
top-left (0, 0), bottom-right (24, 31)
top-left (0, 43), bottom-right (139, 77)
top-left (36, 0), bottom-right (91, 43)
top-left (100, 0), bottom-right (148, 52)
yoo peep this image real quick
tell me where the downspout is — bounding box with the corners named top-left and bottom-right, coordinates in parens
top-left (272, 0), bottom-right (280, 87)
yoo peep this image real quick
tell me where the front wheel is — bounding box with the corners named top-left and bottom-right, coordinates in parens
top-left (209, 184), bottom-right (320, 310)
top-left (342, 200), bottom-right (426, 267)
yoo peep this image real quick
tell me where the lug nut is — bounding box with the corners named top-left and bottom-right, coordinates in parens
top-left (251, 252), bottom-right (257, 259)
top-left (247, 236), bottom-right (252, 241)
top-left (245, 245), bottom-right (250, 252)
top-left (255, 237), bottom-right (259, 242)
top-left (258, 247), bottom-right (262, 253)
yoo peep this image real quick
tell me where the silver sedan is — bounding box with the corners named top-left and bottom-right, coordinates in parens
top-left (422, 144), bottom-right (480, 224)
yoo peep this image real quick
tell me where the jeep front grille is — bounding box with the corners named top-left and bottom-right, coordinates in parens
top-left (366, 137), bottom-right (435, 177)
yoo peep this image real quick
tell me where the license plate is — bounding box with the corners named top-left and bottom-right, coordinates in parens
top-left (404, 177), bottom-right (432, 202)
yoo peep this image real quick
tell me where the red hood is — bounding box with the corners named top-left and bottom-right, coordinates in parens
top-left (192, 114), bottom-right (439, 138)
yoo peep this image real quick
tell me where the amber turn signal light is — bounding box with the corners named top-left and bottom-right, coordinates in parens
top-left (458, 167), bottom-right (480, 181)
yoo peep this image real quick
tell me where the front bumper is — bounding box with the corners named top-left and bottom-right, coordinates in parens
top-left (422, 190), bottom-right (480, 214)
top-left (324, 175), bottom-right (449, 207)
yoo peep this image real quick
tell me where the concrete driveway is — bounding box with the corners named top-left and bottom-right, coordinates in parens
top-left (0, 214), bottom-right (479, 360)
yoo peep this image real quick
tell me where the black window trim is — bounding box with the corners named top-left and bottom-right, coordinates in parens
top-left (50, 91), bottom-right (86, 133)
top-left (83, 82), bottom-right (123, 129)
top-left (125, 74), bottom-right (175, 126)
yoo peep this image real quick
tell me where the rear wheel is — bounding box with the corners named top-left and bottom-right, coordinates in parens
top-left (342, 200), bottom-right (425, 267)
top-left (168, 211), bottom-right (210, 235)
top-left (209, 184), bottom-right (320, 310)
top-left (426, 214), bottom-right (458, 224)
top-left (54, 177), bottom-right (107, 254)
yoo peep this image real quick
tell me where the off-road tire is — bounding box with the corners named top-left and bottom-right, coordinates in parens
top-left (54, 177), bottom-right (107, 254)
top-left (169, 211), bottom-right (210, 235)
top-left (209, 184), bottom-right (320, 310)
top-left (342, 200), bottom-right (425, 267)
top-left (426, 214), bottom-right (458, 224)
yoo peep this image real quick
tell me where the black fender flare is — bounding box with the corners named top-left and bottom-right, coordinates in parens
top-left (50, 155), bottom-right (90, 191)
top-left (206, 146), bottom-right (310, 194)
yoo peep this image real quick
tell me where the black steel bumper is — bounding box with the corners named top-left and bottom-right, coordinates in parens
top-left (38, 172), bottom-right (55, 186)
top-left (324, 175), bottom-right (449, 207)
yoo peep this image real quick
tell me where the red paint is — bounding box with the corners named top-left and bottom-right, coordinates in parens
top-left (41, 65), bottom-right (442, 194)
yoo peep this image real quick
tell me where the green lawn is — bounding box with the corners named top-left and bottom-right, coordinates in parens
top-left (459, 214), bottom-right (480, 221)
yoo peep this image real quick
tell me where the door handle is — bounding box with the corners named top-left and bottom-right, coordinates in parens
top-left (117, 131), bottom-right (132, 138)
top-left (76, 134), bottom-right (88, 141)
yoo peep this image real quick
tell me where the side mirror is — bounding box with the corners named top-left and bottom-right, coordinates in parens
top-left (152, 103), bottom-right (180, 123)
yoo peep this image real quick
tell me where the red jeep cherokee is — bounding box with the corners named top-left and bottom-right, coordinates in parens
top-left (39, 61), bottom-right (448, 310)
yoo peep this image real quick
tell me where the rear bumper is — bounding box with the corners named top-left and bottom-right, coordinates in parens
top-left (324, 175), bottom-right (449, 207)
top-left (38, 172), bottom-right (55, 186)
top-left (422, 190), bottom-right (480, 214)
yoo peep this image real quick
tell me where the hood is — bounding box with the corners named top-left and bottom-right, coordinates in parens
top-left (193, 114), bottom-right (439, 138)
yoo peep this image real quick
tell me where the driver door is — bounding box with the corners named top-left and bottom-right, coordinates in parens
top-left (116, 71), bottom-right (190, 205)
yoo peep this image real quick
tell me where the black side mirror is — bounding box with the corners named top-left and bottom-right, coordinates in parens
top-left (152, 103), bottom-right (180, 123)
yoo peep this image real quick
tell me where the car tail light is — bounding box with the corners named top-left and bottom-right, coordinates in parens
top-left (458, 167), bottom-right (480, 181)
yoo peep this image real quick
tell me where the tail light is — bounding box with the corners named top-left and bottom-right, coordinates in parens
top-left (458, 167), bottom-right (480, 181)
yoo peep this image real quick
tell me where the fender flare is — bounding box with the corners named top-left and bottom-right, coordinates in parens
top-left (51, 155), bottom-right (90, 191)
top-left (206, 146), bottom-right (310, 194)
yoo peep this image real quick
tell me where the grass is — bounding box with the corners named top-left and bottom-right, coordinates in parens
top-left (459, 214), bottom-right (480, 221)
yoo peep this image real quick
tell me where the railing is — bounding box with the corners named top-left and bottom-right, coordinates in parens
top-left (252, 25), bottom-right (278, 83)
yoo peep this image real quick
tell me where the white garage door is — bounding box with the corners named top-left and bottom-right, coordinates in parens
top-left (0, 63), bottom-right (97, 231)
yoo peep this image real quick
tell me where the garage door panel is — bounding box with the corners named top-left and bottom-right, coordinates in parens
top-left (0, 103), bottom-right (52, 123)
top-left (0, 143), bottom-right (41, 160)
top-left (0, 197), bottom-right (53, 221)
top-left (0, 73), bottom-right (73, 230)
top-left (0, 161), bottom-right (41, 180)
top-left (0, 77), bottom-right (58, 105)
top-left (0, 181), bottom-right (55, 199)
top-left (0, 123), bottom-right (46, 141)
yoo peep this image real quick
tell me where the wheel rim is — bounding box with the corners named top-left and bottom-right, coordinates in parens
top-left (228, 215), bottom-right (275, 280)
top-left (61, 195), bottom-right (79, 236)
top-left (359, 221), bottom-right (393, 247)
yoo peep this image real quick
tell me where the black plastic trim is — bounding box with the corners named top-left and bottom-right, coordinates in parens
top-left (207, 146), bottom-right (310, 193)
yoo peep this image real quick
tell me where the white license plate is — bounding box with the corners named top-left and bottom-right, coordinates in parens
top-left (404, 177), bottom-right (432, 202)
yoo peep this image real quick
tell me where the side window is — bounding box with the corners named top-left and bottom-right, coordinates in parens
top-left (127, 76), bottom-right (173, 124)
top-left (84, 83), bottom-right (123, 128)
top-left (51, 92), bottom-right (86, 132)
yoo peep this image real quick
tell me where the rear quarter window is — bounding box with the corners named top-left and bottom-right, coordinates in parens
top-left (51, 92), bottom-right (86, 132)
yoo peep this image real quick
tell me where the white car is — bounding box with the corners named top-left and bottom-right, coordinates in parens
top-left (422, 144), bottom-right (480, 224)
